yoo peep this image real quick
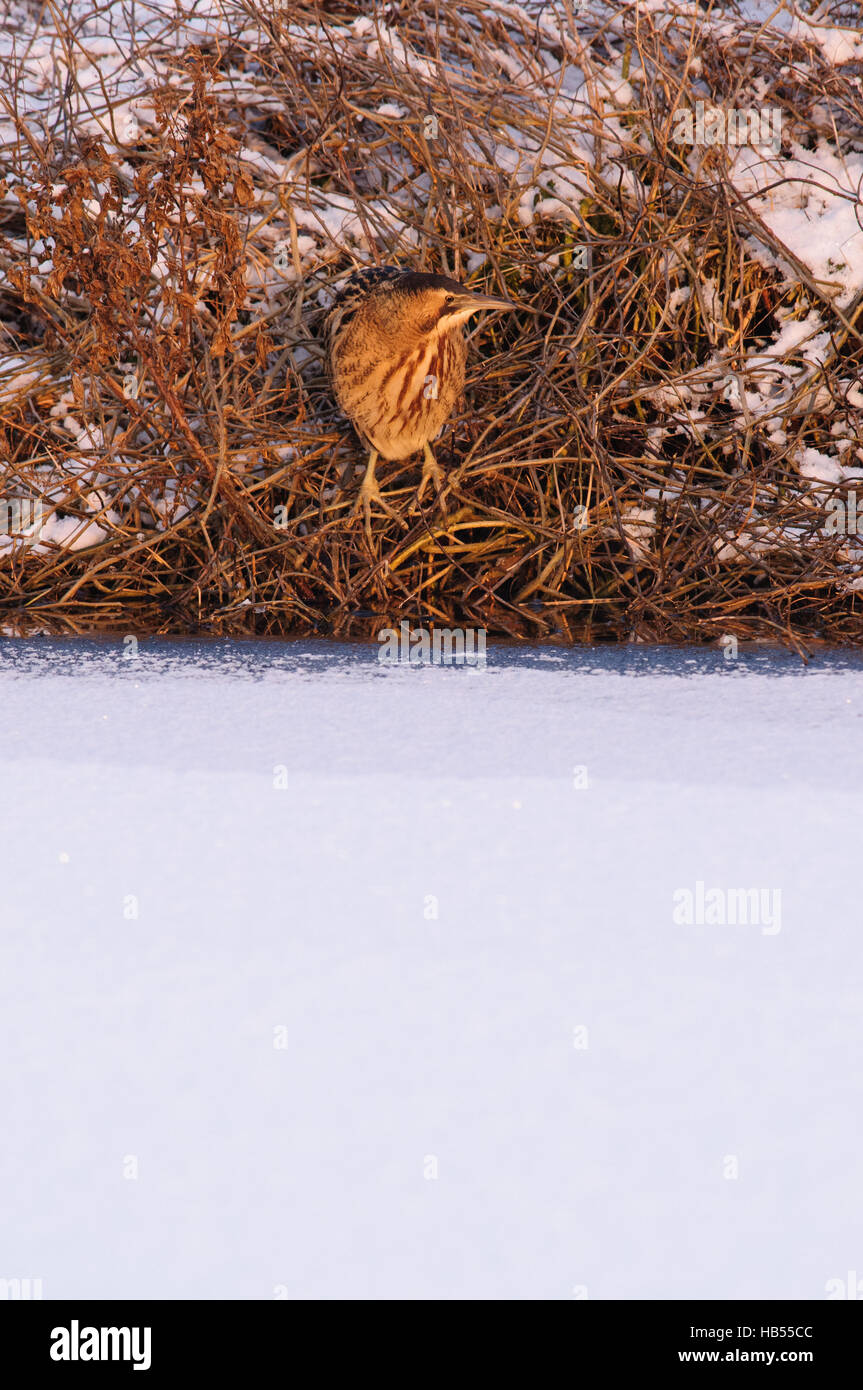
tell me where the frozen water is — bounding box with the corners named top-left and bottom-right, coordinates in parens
top-left (0, 638), bottom-right (861, 1299)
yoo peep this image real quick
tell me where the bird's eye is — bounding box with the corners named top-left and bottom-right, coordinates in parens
top-left (444, 295), bottom-right (455, 306)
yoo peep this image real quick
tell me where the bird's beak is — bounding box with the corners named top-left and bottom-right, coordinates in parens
top-left (451, 291), bottom-right (517, 315)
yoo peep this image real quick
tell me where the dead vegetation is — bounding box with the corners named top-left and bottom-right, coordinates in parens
top-left (1, 0), bottom-right (863, 647)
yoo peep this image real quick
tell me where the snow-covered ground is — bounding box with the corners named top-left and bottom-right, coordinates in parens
top-left (1, 638), bottom-right (861, 1300)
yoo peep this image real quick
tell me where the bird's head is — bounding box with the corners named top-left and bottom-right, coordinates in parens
top-left (368, 271), bottom-right (514, 342)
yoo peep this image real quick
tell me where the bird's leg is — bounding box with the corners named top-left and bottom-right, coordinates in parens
top-left (417, 442), bottom-right (446, 513)
top-left (351, 450), bottom-right (404, 529)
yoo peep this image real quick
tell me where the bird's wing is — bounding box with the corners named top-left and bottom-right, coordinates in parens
top-left (324, 266), bottom-right (404, 368)
top-left (332, 265), bottom-right (403, 303)
top-left (326, 266), bottom-right (404, 330)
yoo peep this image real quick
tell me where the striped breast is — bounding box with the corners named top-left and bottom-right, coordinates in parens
top-left (328, 314), bottom-right (467, 461)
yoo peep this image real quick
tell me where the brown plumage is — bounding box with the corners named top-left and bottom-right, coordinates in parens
top-left (324, 266), bottom-right (513, 525)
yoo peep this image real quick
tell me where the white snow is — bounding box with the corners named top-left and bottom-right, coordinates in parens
top-left (788, 17), bottom-right (863, 67)
top-left (0, 357), bottom-right (42, 401)
top-left (0, 638), bottom-right (861, 1299)
top-left (731, 142), bottom-right (863, 310)
top-left (797, 446), bottom-right (844, 486)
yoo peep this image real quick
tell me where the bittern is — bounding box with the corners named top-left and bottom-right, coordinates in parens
top-left (324, 266), bottom-right (513, 525)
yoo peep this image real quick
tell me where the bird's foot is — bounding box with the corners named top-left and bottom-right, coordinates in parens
top-left (415, 457), bottom-right (448, 517)
top-left (350, 473), bottom-right (406, 531)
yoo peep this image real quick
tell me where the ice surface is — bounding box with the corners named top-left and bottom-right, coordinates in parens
top-left (0, 638), bottom-right (862, 1300)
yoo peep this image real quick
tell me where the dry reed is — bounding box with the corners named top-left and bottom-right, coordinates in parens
top-left (1, 0), bottom-right (863, 648)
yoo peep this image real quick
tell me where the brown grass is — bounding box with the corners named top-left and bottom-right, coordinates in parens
top-left (1, 0), bottom-right (863, 648)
